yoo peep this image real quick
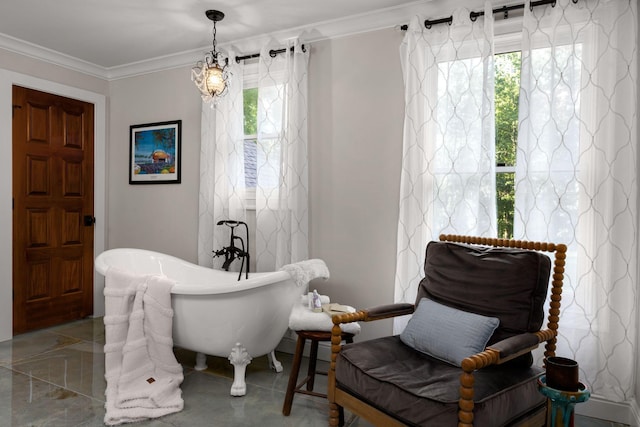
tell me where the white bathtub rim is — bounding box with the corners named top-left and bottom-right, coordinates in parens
top-left (95, 248), bottom-right (296, 295)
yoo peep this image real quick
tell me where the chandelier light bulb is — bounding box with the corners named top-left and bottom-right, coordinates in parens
top-left (206, 65), bottom-right (226, 95)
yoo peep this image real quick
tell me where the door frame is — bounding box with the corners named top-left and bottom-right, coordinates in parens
top-left (0, 70), bottom-right (106, 342)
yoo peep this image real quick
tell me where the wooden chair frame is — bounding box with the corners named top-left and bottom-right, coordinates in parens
top-left (327, 234), bottom-right (567, 427)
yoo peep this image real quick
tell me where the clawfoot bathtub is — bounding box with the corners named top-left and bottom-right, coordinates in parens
top-left (95, 248), bottom-right (301, 396)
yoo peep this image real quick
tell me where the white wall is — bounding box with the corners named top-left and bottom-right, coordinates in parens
top-left (635, 5), bottom-right (640, 424)
top-left (108, 68), bottom-right (202, 261)
top-left (308, 28), bottom-right (405, 341)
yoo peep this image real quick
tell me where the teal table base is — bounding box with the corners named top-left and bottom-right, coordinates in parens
top-left (538, 375), bottom-right (590, 427)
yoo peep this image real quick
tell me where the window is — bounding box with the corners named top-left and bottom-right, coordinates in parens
top-left (241, 66), bottom-right (286, 204)
top-left (242, 63), bottom-right (259, 209)
top-left (494, 51), bottom-right (520, 239)
top-left (243, 87), bottom-right (258, 189)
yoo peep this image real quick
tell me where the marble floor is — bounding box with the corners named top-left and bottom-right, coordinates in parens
top-left (0, 317), bottom-right (627, 426)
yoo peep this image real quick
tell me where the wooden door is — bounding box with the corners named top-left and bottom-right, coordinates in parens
top-left (12, 85), bottom-right (95, 335)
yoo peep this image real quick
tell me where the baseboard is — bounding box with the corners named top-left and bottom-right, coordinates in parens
top-left (575, 395), bottom-right (638, 426)
top-left (631, 398), bottom-right (640, 427)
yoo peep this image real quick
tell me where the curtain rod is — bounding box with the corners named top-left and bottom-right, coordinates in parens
top-left (400, 0), bottom-right (568, 31)
top-left (235, 44), bottom-right (306, 63)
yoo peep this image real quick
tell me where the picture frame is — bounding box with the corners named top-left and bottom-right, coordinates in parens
top-left (129, 120), bottom-right (182, 184)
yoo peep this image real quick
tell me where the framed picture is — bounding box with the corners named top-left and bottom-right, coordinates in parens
top-left (129, 120), bottom-right (182, 184)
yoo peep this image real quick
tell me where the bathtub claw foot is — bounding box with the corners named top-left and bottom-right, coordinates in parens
top-left (229, 343), bottom-right (252, 396)
top-left (268, 350), bottom-right (283, 373)
top-left (194, 352), bottom-right (208, 371)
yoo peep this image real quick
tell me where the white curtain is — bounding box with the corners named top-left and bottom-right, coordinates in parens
top-left (394, 4), bottom-right (496, 333)
top-left (255, 39), bottom-right (310, 271)
top-left (197, 41), bottom-right (310, 272)
top-left (515, 0), bottom-right (637, 401)
top-left (197, 51), bottom-right (247, 268)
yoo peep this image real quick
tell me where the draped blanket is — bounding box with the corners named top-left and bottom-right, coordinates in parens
top-left (103, 267), bottom-right (184, 425)
top-left (280, 259), bottom-right (330, 287)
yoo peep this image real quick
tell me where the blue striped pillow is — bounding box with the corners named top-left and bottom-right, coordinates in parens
top-left (400, 298), bottom-right (500, 366)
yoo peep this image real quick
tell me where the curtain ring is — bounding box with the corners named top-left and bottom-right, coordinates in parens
top-left (269, 49), bottom-right (277, 58)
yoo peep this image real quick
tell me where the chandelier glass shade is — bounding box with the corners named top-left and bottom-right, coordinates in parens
top-left (192, 10), bottom-right (229, 103)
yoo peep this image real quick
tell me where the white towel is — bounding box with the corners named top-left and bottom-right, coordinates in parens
top-left (288, 294), bottom-right (361, 335)
top-left (103, 267), bottom-right (184, 425)
top-left (280, 259), bottom-right (330, 287)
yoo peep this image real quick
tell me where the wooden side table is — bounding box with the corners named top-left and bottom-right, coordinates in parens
top-left (538, 375), bottom-right (591, 427)
top-left (282, 330), bottom-right (354, 416)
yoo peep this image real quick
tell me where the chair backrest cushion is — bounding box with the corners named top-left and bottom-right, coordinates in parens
top-left (415, 241), bottom-right (551, 344)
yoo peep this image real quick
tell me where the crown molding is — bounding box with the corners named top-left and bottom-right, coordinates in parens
top-left (1, 0), bottom-right (438, 81)
top-left (0, 32), bottom-right (107, 79)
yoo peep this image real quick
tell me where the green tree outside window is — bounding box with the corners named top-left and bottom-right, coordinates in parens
top-left (495, 52), bottom-right (521, 239)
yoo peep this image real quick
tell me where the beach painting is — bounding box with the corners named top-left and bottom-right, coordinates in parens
top-left (129, 120), bottom-right (181, 184)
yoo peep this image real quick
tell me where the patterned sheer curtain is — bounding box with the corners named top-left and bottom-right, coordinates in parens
top-left (515, 0), bottom-right (637, 401)
top-left (255, 39), bottom-right (310, 271)
top-left (394, 4), bottom-right (496, 334)
top-left (197, 51), bottom-right (247, 267)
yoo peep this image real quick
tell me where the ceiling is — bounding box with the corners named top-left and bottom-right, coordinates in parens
top-left (0, 0), bottom-right (430, 78)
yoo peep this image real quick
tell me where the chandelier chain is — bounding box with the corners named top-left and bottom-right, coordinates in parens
top-left (212, 20), bottom-right (218, 57)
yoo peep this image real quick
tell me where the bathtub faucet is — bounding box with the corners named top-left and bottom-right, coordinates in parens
top-left (213, 220), bottom-right (250, 280)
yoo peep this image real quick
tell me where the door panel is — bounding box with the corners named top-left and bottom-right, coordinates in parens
top-left (13, 85), bottom-right (95, 334)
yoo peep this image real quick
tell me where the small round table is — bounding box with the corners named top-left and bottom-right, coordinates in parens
top-left (538, 375), bottom-right (591, 427)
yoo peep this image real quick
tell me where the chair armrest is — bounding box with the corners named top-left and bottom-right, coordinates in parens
top-left (488, 333), bottom-right (541, 360)
top-left (331, 303), bottom-right (415, 325)
top-left (466, 329), bottom-right (556, 367)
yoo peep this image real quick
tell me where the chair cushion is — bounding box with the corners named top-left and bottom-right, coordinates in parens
top-left (400, 298), bottom-right (499, 366)
top-left (336, 336), bottom-right (546, 426)
top-left (416, 241), bottom-right (551, 345)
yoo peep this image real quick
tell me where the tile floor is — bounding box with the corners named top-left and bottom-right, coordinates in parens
top-left (0, 317), bottom-right (627, 426)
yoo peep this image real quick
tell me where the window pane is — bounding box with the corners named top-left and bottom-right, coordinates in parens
top-left (495, 52), bottom-right (520, 238)
top-left (496, 172), bottom-right (515, 239)
top-left (495, 52), bottom-right (520, 167)
top-left (243, 88), bottom-right (258, 135)
top-left (244, 87), bottom-right (258, 190)
top-left (244, 138), bottom-right (257, 188)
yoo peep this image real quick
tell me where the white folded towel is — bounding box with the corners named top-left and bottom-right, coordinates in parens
top-left (103, 267), bottom-right (184, 425)
top-left (280, 259), bottom-right (330, 287)
top-left (288, 294), bottom-right (361, 335)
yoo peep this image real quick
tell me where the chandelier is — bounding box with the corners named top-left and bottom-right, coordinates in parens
top-left (192, 10), bottom-right (229, 103)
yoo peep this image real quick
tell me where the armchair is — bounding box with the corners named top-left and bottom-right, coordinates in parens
top-left (328, 235), bottom-right (566, 426)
